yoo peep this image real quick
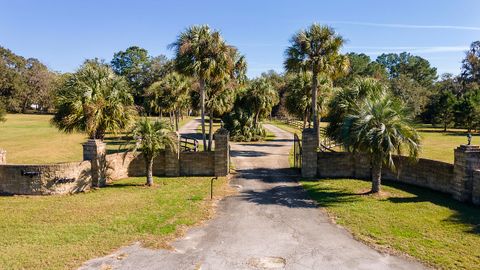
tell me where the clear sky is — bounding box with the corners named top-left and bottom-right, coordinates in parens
top-left (1, 0), bottom-right (479, 78)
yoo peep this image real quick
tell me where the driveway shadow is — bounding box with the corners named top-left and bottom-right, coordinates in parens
top-left (239, 185), bottom-right (318, 208)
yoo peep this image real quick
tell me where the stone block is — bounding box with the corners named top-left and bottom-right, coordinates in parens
top-left (302, 128), bottom-right (318, 178)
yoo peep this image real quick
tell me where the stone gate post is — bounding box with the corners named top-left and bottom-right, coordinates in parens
top-left (214, 128), bottom-right (230, 176)
top-left (165, 132), bottom-right (180, 177)
top-left (453, 144), bottom-right (480, 202)
top-left (302, 128), bottom-right (318, 178)
top-left (83, 139), bottom-right (107, 187)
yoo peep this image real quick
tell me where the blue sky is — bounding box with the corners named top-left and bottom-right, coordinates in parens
top-left (1, 0), bottom-right (479, 78)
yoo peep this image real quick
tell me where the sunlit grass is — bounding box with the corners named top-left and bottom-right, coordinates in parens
top-left (302, 178), bottom-right (480, 270)
top-left (0, 176), bottom-right (229, 270)
top-left (0, 114), bottom-right (194, 164)
top-left (269, 120), bottom-right (474, 164)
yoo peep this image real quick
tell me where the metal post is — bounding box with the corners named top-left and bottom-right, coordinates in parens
top-left (210, 177), bottom-right (218, 200)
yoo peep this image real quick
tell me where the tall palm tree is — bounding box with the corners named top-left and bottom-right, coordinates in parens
top-left (284, 24), bottom-right (349, 136)
top-left (52, 59), bottom-right (136, 139)
top-left (333, 80), bottom-right (420, 193)
top-left (205, 48), bottom-right (247, 150)
top-left (129, 118), bottom-right (177, 186)
top-left (147, 72), bottom-right (191, 131)
top-left (170, 25), bottom-right (240, 150)
top-left (247, 78), bottom-right (279, 128)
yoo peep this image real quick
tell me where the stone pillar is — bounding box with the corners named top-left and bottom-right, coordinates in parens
top-left (0, 149), bottom-right (6, 164)
top-left (214, 128), bottom-right (230, 176)
top-left (453, 145), bottom-right (480, 202)
top-left (165, 132), bottom-right (180, 177)
top-left (83, 139), bottom-right (107, 187)
top-left (472, 170), bottom-right (480, 205)
top-left (302, 128), bottom-right (318, 178)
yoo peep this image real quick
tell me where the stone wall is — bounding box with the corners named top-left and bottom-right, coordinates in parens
top-left (105, 151), bottom-right (166, 180)
top-left (317, 152), bottom-right (454, 194)
top-left (303, 130), bottom-right (480, 205)
top-left (0, 129), bottom-right (230, 195)
top-left (180, 152), bottom-right (215, 176)
top-left (0, 161), bottom-right (92, 195)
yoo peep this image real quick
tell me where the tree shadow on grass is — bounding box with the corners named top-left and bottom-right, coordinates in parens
top-left (383, 180), bottom-right (480, 235)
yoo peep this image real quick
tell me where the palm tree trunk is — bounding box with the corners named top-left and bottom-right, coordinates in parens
top-left (208, 111), bottom-right (213, 151)
top-left (254, 111), bottom-right (260, 129)
top-left (146, 156), bottom-right (154, 186)
top-left (175, 110), bottom-right (179, 131)
top-left (200, 79), bottom-right (207, 151)
top-left (371, 159), bottom-right (382, 193)
top-left (312, 67), bottom-right (319, 138)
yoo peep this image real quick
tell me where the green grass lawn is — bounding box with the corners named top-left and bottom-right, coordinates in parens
top-left (417, 126), bottom-right (478, 163)
top-left (269, 120), bottom-right (477, 164)
top-left (0, 114), bottom-right (194, 164)
top-left (302, 179), bottom-right (480, 270)
top-left (0, 176), bottom-right (229, 270)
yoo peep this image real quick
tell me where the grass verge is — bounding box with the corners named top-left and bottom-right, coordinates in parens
top-left (0, 114), bottom-right (194, 164)
top-left (0, 176), bottom-right (230, 270)
top-left (301, 178), bottom-right (480, 269)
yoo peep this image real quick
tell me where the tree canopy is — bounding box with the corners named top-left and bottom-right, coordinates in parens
top-left (52, 59), bottom-right (136, 139)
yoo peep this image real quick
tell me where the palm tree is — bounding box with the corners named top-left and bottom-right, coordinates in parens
top-left (247, 78), bottom-right (279, 128)
top-left (170, 25), bottom-right (246, 151)
top-left (284, 24), bottom-right (349, 135)
top-left (205, 49), bottom-right (247, 150)
top-left (147, 72), bottom-right (191, 131)
top-left (332, 79), bottom-right (420, 193)
top-left (52, 59), bottom-right (136, 139)
top-left (285, 72), bottom-right (335, 128)
top-left (129, 118), bottom-right (177, 186)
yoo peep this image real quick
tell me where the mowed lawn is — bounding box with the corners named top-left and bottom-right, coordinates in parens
top-left (0, 176), bottom-right (230, 270)
top-left (302, 179), bottom-right (480, 270)
top-left (270, 120), bottom-right (478, 164)
top-left (0, 114), bottom-right (194, 164)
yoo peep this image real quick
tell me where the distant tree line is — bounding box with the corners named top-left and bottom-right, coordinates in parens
top-left (0, 46), bottom-right (59, 113)
top-left (259, 41), bottom-right (480, 133)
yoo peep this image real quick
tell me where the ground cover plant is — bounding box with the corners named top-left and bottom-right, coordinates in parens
top-left (302, 178), bottom-right (480, 269)
top-left (0, 176), bottom-right (230, 270)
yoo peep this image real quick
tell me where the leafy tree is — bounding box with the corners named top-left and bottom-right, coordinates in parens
top-left (329, 78), bottom-right (420, 193)
top-left (461, 41), bottom-right (480, 85)
top-left (111, 46), bottom-right (171, 108)
top-left (390, 74), bottom-right (431, 117)
top-left (146, 72), bottom-right (191, 131)
top-left (0, 46), bottom-right (57, 113)
top-left (284, 23), bottom-right (349, 135)
top-left (52, 59), bottom-right (136, 139)
top-left (335, 53), bottom-right (387, 87)
top-left (423, 74), bottom-right (460, 130)
top-left (376, 52), bottom-right (437, 88)
top-left (0, 102), bottom-right (5, 122)
top-left (129, 118), bottom-right (177, 186)
top-left (171, 25), bottom-right (245, 150)
top-left (454, 89), bottom-right (480, 132)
